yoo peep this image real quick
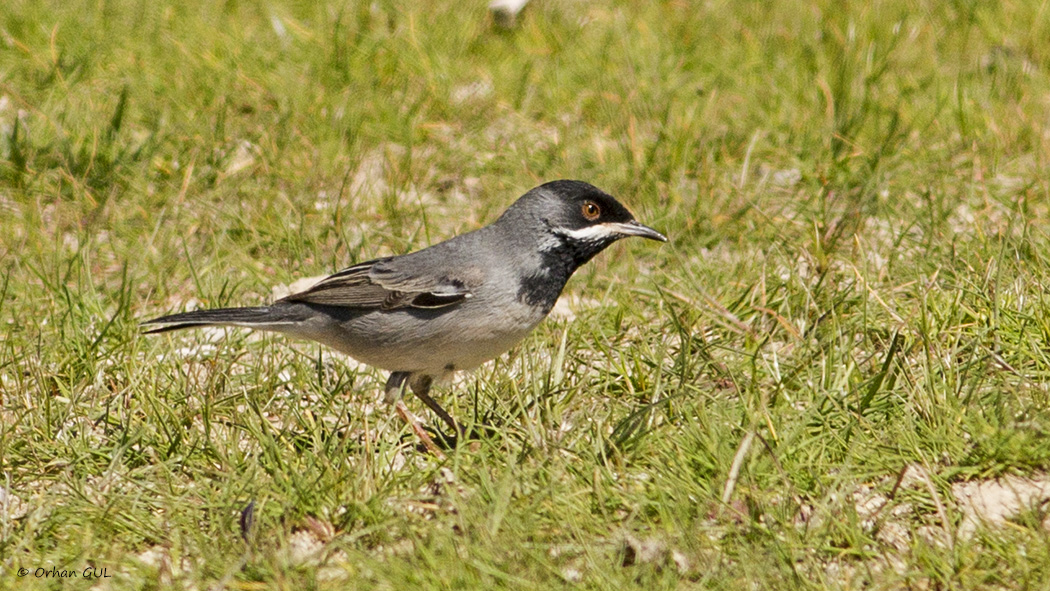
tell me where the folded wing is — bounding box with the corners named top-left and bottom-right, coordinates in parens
top-left (280, 258), bottom-right (477, 310)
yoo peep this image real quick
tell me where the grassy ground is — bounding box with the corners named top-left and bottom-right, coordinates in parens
top-left (3, 0), bottom-right (1050, 588)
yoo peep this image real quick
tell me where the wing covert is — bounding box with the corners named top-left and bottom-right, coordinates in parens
top-left (280, 257), bottom-right (477, 310)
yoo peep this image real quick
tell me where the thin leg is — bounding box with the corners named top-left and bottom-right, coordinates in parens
top-left (383, 372), bottom-right (409, 404)
top-left (394, 400), bottom-right (446, 459)
top-left (385, 372), bottom-right (446, 457)
top-left (408, 375), bottom-right (460, 435)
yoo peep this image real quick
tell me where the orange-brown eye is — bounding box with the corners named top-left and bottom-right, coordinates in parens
top-left (581, 201), bottom-right (601, 221)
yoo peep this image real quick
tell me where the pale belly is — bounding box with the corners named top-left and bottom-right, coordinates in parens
top-left (304, 297), bottom-right (552, 375)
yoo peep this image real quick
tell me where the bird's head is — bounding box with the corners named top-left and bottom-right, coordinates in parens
top-left (501, 180), bottom-right (666, 267)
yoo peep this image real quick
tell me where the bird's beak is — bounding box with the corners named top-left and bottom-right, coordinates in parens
top-left (612, 220), bottom-right (668, 242)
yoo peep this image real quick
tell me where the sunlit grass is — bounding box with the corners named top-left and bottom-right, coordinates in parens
top-left (3, 0), bottom-right (1050, 588)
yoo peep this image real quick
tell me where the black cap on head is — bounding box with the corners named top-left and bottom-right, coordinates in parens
top-left (503, 180), bottom-right (632, 226)
top-left (532, 180), bottom-right (637, 231)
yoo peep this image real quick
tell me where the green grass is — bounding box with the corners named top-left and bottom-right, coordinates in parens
top-left (3, 0), bottom-right (1050, 588)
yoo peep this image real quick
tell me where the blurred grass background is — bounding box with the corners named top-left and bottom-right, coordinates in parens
top-left (3, 0), bottom-right (1050, 588)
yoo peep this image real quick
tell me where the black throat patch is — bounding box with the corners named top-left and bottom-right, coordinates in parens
top-left (516, 231), bottom-right (617, 311)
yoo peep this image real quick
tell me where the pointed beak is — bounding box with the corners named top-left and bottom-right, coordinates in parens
top-left (613, 220), bottom-right (668, 242)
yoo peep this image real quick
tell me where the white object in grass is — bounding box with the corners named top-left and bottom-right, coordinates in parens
top-left (490, 0), bottom-right (530, 27)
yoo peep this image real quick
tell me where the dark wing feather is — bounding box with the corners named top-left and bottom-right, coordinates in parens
top-left (281, 259), bottom-right (391, 307)
top-left (280, 257), bottom-right (476, 310)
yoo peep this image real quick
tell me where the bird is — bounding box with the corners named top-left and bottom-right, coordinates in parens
top-left (144, 180), bottom-right (667, 454)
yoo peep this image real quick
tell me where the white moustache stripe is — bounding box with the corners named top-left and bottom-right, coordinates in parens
top-left (554, 223), bottom-right (626, 242)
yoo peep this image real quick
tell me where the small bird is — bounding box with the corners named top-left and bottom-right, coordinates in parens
top-left (144, 180), bottom-right (666, 454)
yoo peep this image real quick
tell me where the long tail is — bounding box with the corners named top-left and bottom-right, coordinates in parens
top-left (142, 306), bottom-right (308, 335)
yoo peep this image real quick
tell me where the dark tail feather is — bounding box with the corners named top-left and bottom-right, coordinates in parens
top-left (141, 306), bottom-right (284, 334)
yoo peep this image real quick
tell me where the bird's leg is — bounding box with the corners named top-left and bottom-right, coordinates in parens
top-left (385, 372), bottom-right (445, 458)
top-left (383, 372), bottom-right (408, 404)
top-left (408, 375), bottom-right (461, 437)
